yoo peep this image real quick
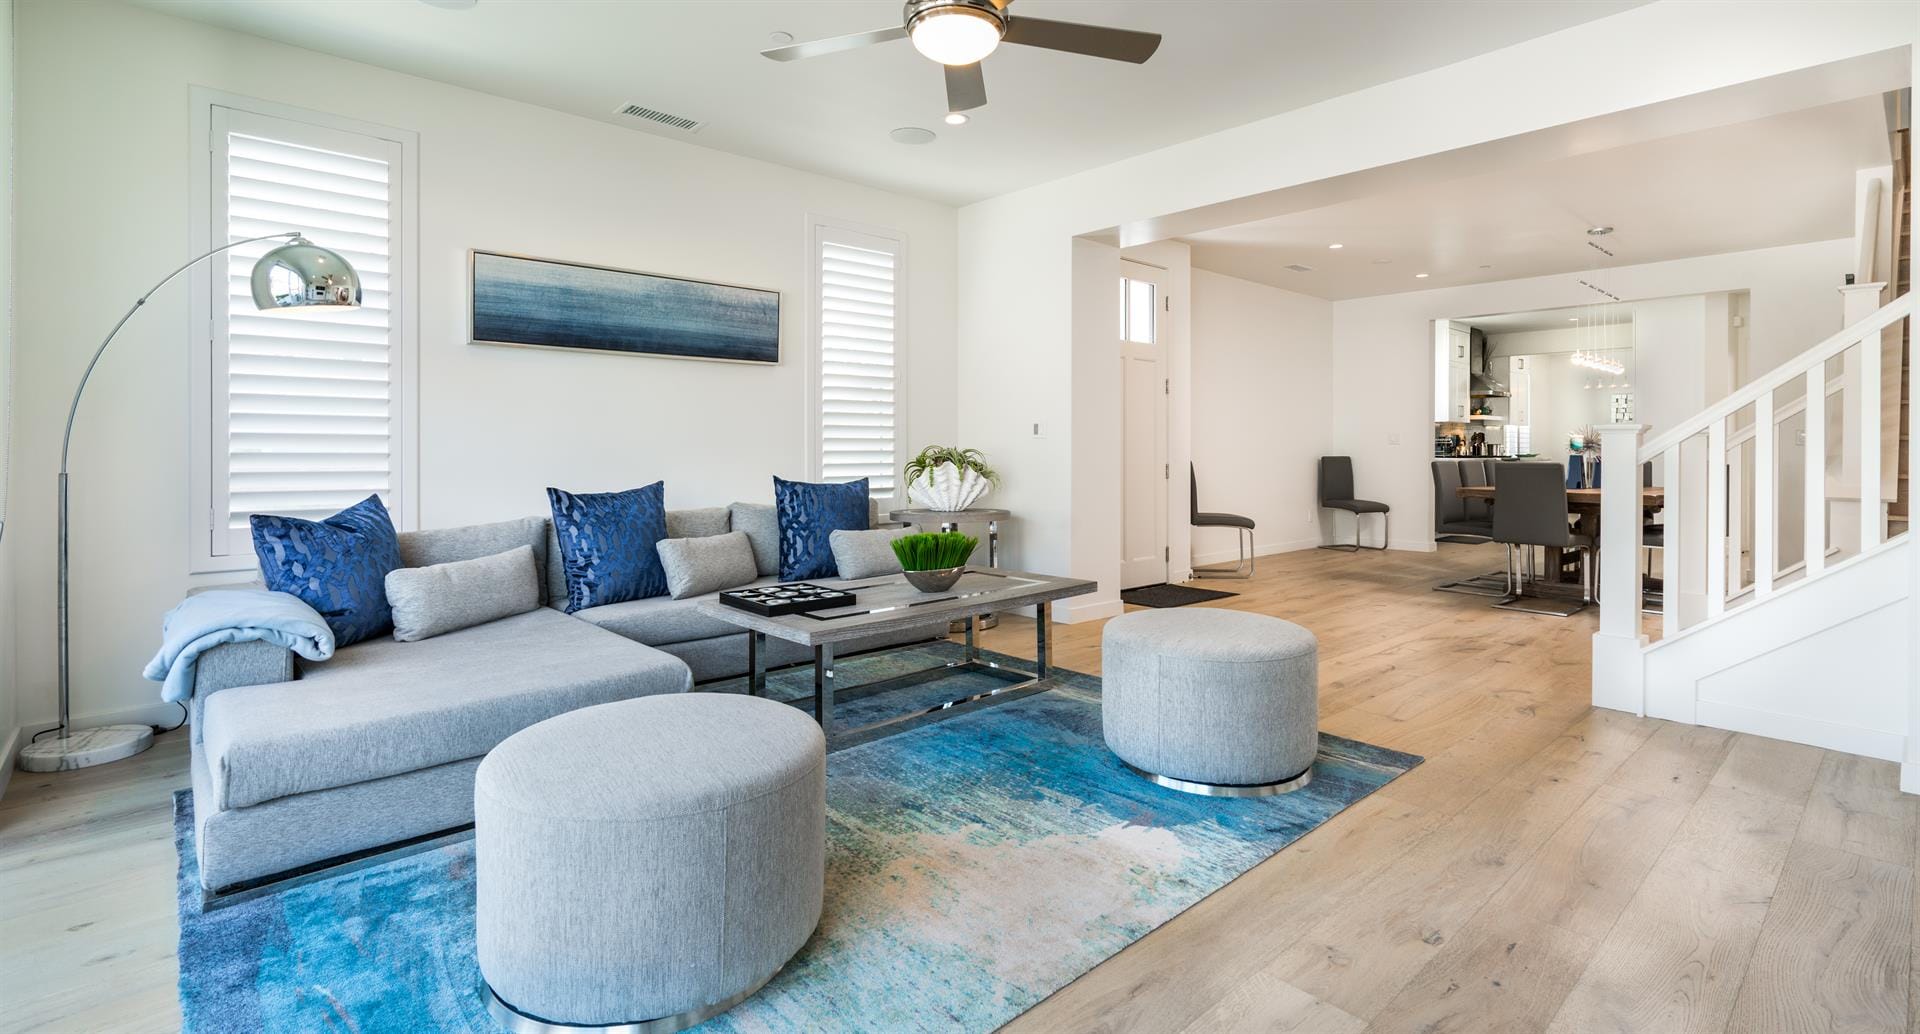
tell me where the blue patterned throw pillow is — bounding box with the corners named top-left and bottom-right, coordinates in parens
top-left (547, 482), bottom-right (669, 613)
top-left (251, 494), bottom-right (402, 648)
top-left (774, 476), bottom-right (870, 581)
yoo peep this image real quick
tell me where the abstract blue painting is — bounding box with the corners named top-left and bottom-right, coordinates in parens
top-left (469, 251), bottom-right (779, 363)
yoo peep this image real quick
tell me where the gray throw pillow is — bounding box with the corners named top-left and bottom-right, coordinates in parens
top-left (729, 502), bottom-right (781, 577)
top-left (657, 531), bottom-right (760, 600)
top-left (384, 545), bottom-right (539, 642)
top-left (829, 527), bottom-right (915, 580)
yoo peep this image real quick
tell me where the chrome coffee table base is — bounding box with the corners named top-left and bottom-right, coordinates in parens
top-left (750, 606), bottom-right (1055, 753)
top-left (485, 968), bottom-right (778, 1034)
top-left (1122, 761), bottom-right (1315, 798)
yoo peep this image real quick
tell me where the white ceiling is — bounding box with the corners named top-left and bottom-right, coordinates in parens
top-left (131, 0), bottom-right (1642, 205)
top-left (1182, 94), bottom-right (1895, 300)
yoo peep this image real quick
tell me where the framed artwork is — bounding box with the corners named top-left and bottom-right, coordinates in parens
top-left (469, 250), bottom-right (780, 364)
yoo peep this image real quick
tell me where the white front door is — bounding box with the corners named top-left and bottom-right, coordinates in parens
top-left (1120, 262), bottom-right (1169, 589)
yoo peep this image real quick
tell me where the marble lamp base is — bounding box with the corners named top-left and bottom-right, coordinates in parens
top-left (17, 724), bottom-right (154, 772)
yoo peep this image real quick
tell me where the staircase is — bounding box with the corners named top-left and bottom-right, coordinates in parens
top-left (1590, 292), bottom-right (1916, 767)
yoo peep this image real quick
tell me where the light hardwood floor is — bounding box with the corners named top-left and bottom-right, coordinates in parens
top-left (1, 542), bottom-right (1913, 1033)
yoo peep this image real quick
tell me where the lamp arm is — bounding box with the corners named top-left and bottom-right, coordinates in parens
top-left (58, 231), bottom-right (302, 475)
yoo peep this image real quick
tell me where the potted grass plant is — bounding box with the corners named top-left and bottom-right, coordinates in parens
top-left (891, 531), bottom-right (979, 593)
top-left (904, 445), bottom-right (999, 512)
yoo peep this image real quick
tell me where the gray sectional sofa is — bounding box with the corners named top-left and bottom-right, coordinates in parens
top-left (187, 503), bottom-right (938, 895)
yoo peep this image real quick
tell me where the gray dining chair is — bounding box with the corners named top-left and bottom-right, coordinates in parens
top-left (1431, 459), bottom-right (1506, 597)
top-left (1491, 460), bottom-right (1593, 616)
top-left (1190, 464), bottom-right (1256, 579)
top-left (1318, 456), bottom-right (1390, 551)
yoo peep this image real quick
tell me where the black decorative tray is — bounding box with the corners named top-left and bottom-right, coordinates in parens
top-left (718, 583), bottom-right (858, 617)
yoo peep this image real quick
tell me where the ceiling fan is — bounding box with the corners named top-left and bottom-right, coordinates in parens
top-left (761, 0), bottom-right (1161, 116)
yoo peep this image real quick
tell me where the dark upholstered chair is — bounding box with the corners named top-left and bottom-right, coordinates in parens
top-left (1432, 459), bottom-right (1494, 541)
top-left (1431, 459), bottom-right (1507, 597)
top-left (1318, 456), bottom-right (1389, 552)
top-left (1491, 461), bottom-right (1593, 616)
top-left (1191, 464), bottom-right (1256, 579)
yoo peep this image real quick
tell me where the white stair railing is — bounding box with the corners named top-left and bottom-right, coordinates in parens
top-left (1594, 291), bottom-right (1912, 687)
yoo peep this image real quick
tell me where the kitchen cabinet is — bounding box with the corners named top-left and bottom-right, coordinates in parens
top-left (1433, 321), bottom-right (1470, 421)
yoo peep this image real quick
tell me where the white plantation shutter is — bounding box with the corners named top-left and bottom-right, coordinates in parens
top-left (208, 108), bottom-right (406, 556)
top-left (816, 229), bottom-right (903, 500)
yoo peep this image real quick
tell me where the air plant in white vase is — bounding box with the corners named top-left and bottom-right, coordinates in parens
top-left (904, 445), bottom-right (1000, 512)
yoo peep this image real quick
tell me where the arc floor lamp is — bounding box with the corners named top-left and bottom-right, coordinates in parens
top-left (16, 232), bottom-right (361, 772)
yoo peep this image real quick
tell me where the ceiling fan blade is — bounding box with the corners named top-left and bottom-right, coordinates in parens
top-left (761, 24), bottom-right (908, 61)
top-left (945, 62), bottom-right (988, 112)
top-left (1001, 16), bottom-right (1160, 63)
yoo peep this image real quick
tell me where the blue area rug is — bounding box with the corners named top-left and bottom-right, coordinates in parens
top-left (176, 642), bottom-right (1420, 1033)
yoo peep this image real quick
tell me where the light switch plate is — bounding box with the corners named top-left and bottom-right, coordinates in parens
top-left (1388, 432), bottom-right (1401, 446)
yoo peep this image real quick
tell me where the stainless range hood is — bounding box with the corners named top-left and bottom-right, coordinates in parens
top-left (1469, 328), bottom-right (1509, 397)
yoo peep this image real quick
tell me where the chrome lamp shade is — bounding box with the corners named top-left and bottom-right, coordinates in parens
top-left (251, 238), bottom-right (362, 311)
top-left (18, 231), bottom-right (360, 775)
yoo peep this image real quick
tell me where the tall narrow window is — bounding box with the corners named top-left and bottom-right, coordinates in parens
top-left (814, 224), bottom-right (904, 503)
top-left (198, 103), bottom-right (412, 563)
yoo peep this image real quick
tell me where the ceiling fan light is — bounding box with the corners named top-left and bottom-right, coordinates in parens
top-left (910, 6), bottom-right (1002, 66)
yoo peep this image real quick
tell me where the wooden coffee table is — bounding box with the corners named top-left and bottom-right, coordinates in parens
top-left (697, 568), bottom-right (1096, 750)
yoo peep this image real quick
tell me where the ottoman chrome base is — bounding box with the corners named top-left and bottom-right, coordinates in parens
top-left (486, 969), bottom-right (778, 1034)
top-left (1124, 761), bottom-right (1314, 798)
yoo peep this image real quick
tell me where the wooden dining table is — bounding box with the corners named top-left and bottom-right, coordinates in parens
top-left (1456, 484), bottom-right (1665, 582)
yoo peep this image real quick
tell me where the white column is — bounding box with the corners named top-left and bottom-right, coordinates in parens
top-left (1593, 423), bottom-right (1647, 715)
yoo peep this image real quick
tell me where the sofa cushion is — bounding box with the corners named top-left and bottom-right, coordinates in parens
top-left (829, 527), bottom-right (913, 579)
top-left (385, 545), bottom-right (541, 642)
top-left (251, 493), bottom-right (402, 647)
top-left (572, 592), bottom-right (747, 647)
top-left (200, 608), bottom-right (689, 810)
top-left (657, 531), bottom-right (758, 600)
top-left (666, 506), bottom-right (731, 539)
top-left (548, 483), bottom-right (669, 612)
top-left (729, 502), bottom-right (781, 577)
top-left (398, 516), bottom-right (551, 606)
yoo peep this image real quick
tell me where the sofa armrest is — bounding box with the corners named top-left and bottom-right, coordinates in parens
top-left (190, 639), bottom-right (296, 744)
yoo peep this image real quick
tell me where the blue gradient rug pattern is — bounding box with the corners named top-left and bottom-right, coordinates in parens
top-left (176, 642), bottom-right (1420, 1033)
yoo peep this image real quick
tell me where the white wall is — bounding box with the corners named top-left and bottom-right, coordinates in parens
top-left (0, 0), bottom-right (17, 788)
top-left (956, 1), bottom-right (1909, 598)
top-left (1328, 239), bottom-right (1849, 550)
top-left (1487, 322), bottom-right (1637, 458)
top-left (1190, 269), bottom-right (1331, 560)
top-left (11, 1), bottom-right (957, 730)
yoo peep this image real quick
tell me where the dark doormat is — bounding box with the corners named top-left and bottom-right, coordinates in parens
top-left (1122, 583), bottom-right (1239, 609)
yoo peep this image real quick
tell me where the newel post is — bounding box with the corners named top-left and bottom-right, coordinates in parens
top-left (1592, 423), bottom-right (1647, 715)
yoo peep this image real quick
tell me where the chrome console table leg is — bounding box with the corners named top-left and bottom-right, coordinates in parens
top-left (813, 644), bottom-right (836, 737)
top-left (964, 614), bottom-right (978, 662)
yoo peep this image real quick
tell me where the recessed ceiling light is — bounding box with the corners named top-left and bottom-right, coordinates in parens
top-left (1327, 243), bottom-right (1344, 250)
top-left (1587, 225), bottom-right (1614, 236)
top-left (1478, 264), bottom-right (1492, 270)
top-left (889, 127), bottom-right (937, 145)
top-left (1372, 258), bottom-right (1391, 265)
top-left (1414, 272), bottom-right (1430, 279)
top-left (1568, 317), bottom-right (1579, 322)
top-left (418, 0), bottom-right (477, 8)
top-left (943, 112), bottom-right (969, 126)
top-left (767, 30), bottom-right (794, 45)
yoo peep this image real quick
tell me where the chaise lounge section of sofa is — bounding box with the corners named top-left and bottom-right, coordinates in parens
top-left (185, 504), bottom-right (941, 895)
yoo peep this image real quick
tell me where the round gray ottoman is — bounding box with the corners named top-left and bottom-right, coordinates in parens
top-left (1101, 608), bottom-right (1319, 796)
top-left (476, 693), bottom-right (825, 1031)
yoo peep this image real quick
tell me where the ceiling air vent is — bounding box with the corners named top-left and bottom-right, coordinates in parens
top-left (614, 103), bottom-right (706, 134)
top-left (1283, 263), bottom-right (1314, 273)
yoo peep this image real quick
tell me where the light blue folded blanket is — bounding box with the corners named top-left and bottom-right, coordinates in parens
top-left (144, 589), bottom-right (336, 704)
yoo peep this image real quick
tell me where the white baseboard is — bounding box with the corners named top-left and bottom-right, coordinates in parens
top-left (0, 725), bottom-right (19, 800)
top-left (1191, 537), bottom-right (1320, 566)
top-left (1696, 698), bottom-right (1905, 763)
top-left (19, 700), bottom-right (188, 742)
top-left (1057, 595), bottom-right (1124, 624)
